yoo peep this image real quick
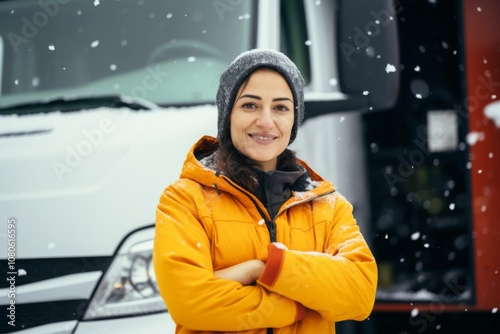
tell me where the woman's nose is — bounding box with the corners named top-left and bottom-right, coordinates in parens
top-left (256, 108), bottom-right (274, 128)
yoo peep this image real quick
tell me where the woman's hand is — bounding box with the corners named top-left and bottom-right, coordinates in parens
top-left (214, 260), bottom-right (266, 286)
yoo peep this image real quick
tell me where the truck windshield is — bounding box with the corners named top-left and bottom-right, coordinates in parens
top-left (0, 0), bottom-right (255, 109)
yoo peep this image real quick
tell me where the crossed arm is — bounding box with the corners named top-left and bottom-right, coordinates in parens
top-left (214, 259), bottom-right (266, 286)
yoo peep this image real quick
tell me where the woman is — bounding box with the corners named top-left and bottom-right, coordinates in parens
top-left (153, 49), bottom-right (377, 333)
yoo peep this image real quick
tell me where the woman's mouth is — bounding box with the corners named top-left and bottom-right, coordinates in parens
top-left (249, 134), bottom-right (276, 143)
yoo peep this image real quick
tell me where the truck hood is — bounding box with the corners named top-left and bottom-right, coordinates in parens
top-left (0, 105), bottom-right (217, 258)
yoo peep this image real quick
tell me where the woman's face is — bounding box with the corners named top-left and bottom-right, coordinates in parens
top-left (230, 68), bottom-right (294, 171)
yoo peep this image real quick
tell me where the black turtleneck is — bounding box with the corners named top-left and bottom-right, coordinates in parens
top-left (253, 169), bottom-right (305, 219)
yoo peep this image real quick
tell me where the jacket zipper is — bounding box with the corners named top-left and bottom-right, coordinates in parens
top-left (266, 218), bottom-right (277, 242)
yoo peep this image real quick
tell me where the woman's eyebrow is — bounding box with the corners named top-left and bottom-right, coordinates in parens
top-left (237, 94), bottom-right (261, 100)
top-left (272, 97), bottom-right (293, 102)
top-left (237, 95), bottom-right (292, 103)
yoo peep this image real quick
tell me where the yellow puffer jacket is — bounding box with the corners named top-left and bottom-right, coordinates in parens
top-left (153, 136), bottom-right (377, 333)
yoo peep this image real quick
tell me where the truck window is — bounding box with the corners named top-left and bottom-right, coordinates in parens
top-left (280, 0), bottom-right (311, 85)
top-left (0, 0), bottom-right (256, 109)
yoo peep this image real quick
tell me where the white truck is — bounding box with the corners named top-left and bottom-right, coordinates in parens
top-left (0, 0), bottom-right (398, 333)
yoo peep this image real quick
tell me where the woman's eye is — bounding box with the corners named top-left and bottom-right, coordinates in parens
top-left (242, 103), bottom-right (256, 109)
top-left (275, 105), bottom-right (289, 112)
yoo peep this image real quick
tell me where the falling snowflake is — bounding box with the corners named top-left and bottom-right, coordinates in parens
top-left (385, 64), bottom-right (396, 73)
top-left (94, 0), bottom-right (100, 6)
top-left (466, 131), bottom-right (485, 145)
top-left (329, 78), bottom-right (338, 86)
top-left (485, 100), bottom-right (500, 127)
top-left (90, 40), bottom-right (99, 48)
top-left (32, 77), bottom-right (40, 87)
top-left (363, 91), bottom-right (369, 95)
top-left (48, 44), bottom-right (55, 51)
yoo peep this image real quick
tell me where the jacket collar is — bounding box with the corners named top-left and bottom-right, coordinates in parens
top-left (180, 135), bottom-right (335, 203)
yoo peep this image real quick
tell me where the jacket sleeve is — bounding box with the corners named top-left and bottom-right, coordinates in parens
top-left (153, 180), bottom-right (305, 331)
top-left (256, 192), bottom-right (377, 322)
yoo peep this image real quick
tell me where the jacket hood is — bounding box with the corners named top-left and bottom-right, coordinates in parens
top-left (179, 136), bottom-right (335, 202)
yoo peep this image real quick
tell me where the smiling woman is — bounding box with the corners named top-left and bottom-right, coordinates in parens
top-left (153, 49), bottom-right (378, 334)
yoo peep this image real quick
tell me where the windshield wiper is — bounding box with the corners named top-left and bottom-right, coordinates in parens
top-left (0, 95), bottom-right (154, 115)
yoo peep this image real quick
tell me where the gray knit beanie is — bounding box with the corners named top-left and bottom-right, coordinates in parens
top-left (216, 49), bottom-right (305, 144)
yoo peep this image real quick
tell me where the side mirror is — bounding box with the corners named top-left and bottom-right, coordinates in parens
top-left (337, 0), bottom-right (400, 112)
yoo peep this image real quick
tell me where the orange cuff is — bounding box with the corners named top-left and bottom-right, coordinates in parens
top-left (258, 243), bottom-right (285, 287)
top-left (295, 302), bottom-right (306, 322)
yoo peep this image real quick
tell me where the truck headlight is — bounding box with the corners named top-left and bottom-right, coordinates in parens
top-left (84, 227), bottom-right (166, 319)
